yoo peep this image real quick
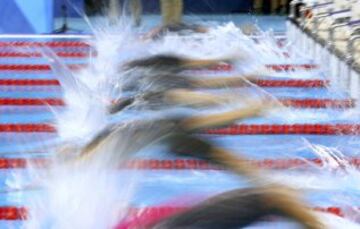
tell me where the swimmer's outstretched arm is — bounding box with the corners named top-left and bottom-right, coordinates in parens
top-left (189, 75), bottom-right (259, 88)
top-left (164, 89), bottom-right (236, 106)
top-left (264, 186), bottom-right (324, 229)
top-left (180, 101), bottom-right (270, 130)
top-left (152, 187), bottom-right (323, 229)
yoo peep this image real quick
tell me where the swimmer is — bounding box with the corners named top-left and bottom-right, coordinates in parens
top-left (123, 54), bottom-right (231, 73)
top-left (79, 97), bottom-right (273, 180)
top-left (110, 54), bottom-right (264, 114)
top-left (80, 54), bottom-right (274, 171)
top-left (150, 186), bottom-right (323, 229)
top-left (74, 56), bottom-right (321, 228)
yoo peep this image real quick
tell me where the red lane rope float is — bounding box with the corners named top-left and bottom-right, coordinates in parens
top-left (205, 124), bottom-right (360, 135)
top-left (0, 64), bottom-right (230, 72)
top-left (0, 207), bottom-right (27, 220)
top-left (0, 124), bottom-right (56, 132)
top-left (0, 98), bottom-right (64, 106)
top-left (0, 64), bottom-right (85, 71)
top-left (0, 79), bottom-right (60, 86)
top-left (0, 79), bottom-right (329, 88)
top-left (0, 98), bottom-right (354, 109)
top-left (1, 157), bottom-right (359, 170)
top-left (280, 99), bottom-right (355, 108)
top-left (0, 52), bottom-right (91, 58)
top-left (0, 41), bottom-right (89, 48)
top-left (124, 157), bottom-right (360, 170)
top-left (0, 206), bottom-right (348, 221)
top-left (266, 64), bottom-right (318, 71)
top-left (254, 79), bottom-right (329, 88)
top-left (2, 124), bottom-right (360, 134)
top-left (0, 64), bottom-right (319, 72)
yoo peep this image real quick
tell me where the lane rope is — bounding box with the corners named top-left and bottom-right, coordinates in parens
top-left (0, 79), bottom-right (329, 88)
top-left (0, 205), bottom-right (350, 221)
top-left (0, 41), bottom-right (89, 48)
top-left (0, 64), bottom-right (319, 72)
top-left (0, 157), bottom-right (358, 170)
top-left (0, 52), bottom-right (91, 58)
top-left (1, 124), bottom-right (360, 135)
top-left (0, 98), bottom-right (353, 108)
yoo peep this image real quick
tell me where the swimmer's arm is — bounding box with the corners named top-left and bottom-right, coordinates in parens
top-left (77, 126), bottom-right (120, 162)
top-left (182, 58), bottom-right (231, 69)
top-left (209, 147), bottom-right (261, 179)
top-left (265, 186), bottom-right (324, 229)
top-left (164, 89), bottom-right (235, 106)
top-left (181, 101), bottom-right (269, 130)
top-left (189, 75), bottom-right (259, 88)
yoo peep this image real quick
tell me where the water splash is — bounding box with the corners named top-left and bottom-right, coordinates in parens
top-left (4, 13), bottom-right (360, 228)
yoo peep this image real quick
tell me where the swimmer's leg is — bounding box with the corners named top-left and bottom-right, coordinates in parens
top-left (172, 0), bottom-right (183, 26)
top-left (160, 0), bottom-right (183, 26)
top-left (253, 0), bottom-right (263, 14)
top-left (108, 0), bottom-right (121, 24)
top-left (152, 187), bottom-right (323, 229)
top-left (130, 0), bottom-right (142, 26)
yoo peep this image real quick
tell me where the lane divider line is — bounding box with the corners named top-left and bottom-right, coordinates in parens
top-left (0, 79), bottom-right (329, 88)
top-left (0, 64), bottom-right (319, 72)
top-left (0, 206), bottom-right (351, 221)
top-left (0, 98), bottom-right (354, 108)
top-left (0, 157), bottom-right (358, 170)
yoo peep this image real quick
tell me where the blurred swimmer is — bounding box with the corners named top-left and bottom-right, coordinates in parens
top-left (68, 53), bottom-right (321, 229)
top-left (77, 54), bottom-right (273, 175)
top-left (110, 54), bottom-right (263, 114)
top-left (127, 187), bottom-right (323, 229)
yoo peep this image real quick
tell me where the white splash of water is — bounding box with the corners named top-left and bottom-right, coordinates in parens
top-left (16, 17), bottom-right (143, 229)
